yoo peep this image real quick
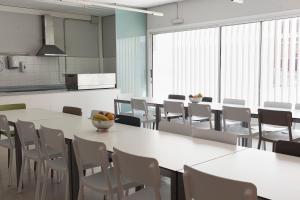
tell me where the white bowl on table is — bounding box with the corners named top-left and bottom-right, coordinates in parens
top-left (92, 119), bottom-right (114, 132)
top-left (189, 97), bottom-right (202, 103)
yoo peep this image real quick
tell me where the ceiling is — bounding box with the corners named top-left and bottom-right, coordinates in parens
top-left (0, 0), bottom-right (181, 16)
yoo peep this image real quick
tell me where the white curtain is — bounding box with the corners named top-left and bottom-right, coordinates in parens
top-left (153, 28), bottom-right (220, 100)
top-left (260, 17), bottom-right (300, 104)
top-left (220, 23), bottom-right (261, 106)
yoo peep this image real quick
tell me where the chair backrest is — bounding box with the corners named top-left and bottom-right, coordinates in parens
top-left (183, 165), bottom-right (257, 200)
top-left (158, 120), bottom-right (192, 136)
top-left (131, 98), bottom-right (148, 115)
top-left (163, 100), bottom-right (185, 119)
top-left (295, 103), bottom-right (300, 110)
top-left (202, 97), bottom-right (213, 102)
top-left (62, 106), bottom-right (82, 116)
top-left (0, 103), bottom-right (26, 111)
top-left (258, 109), bottom-right (293, 140)
top-left (188, 103), bottom-right (211, 119)
top-left (117, 93), bottom-right (133, 114)
top-left (264, 101), bottom-right (292, 109)
top-left (223, 98), bottom-right (245, 106)
top-left (15, 120), bottom-right (39, 150)
top-left (274, 140), bottom-right (300, 157)
top-left (192, 127), bottom-right (237, 145)
top-left (0, 115), bottom-right (14, 146)
top-left (39, 126), bottom-right (66, 160)
top-left (168, 94), bottom-right (186, 100)
top-left (115, 115), bottom-right (141, 127)
top-left (223, 106), bottom-right (251, 124)
top-left (112, 147), bottom-right (161, 200)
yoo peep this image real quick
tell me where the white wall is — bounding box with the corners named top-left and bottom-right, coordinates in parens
top-left (148, 0), bottom-right (300, 31)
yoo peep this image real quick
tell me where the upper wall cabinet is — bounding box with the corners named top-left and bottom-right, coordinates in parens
top-left (65, 19), bottom-right (99, 58)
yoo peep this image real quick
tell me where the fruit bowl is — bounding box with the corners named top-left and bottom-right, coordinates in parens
top-left (189, 97), bottom-right (202, 103)
top-left (92, 119), bottom-right (114, 131)
top-left (92, 111), bottom-right (115, 132)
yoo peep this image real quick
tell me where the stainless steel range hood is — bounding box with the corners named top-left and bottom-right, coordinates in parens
top-left (37, 15), bottom-right (66, 57)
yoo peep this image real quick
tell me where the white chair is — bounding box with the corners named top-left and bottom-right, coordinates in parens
top-left (117, 93), bottom-right (133, 116)
top-left (16, 120), bottom-right (44, 200)
top-left (223, 106), bottom-right (258, 147)
top-left (188, 103), bottom-right (213, 129)
top-left (158, 120), bottom-right (192, 136)
top-left (112, 147), bottom-right (170, 200)
top-left (223, 98), bottom-right (245, 106)
top-left (131, 98), bottom-right (156, 129)
top-left (39, 126), bottom-right (69, 200)
top-left (192, 127), bottom-right (237, 145)
top-left (264, 101), bottom-right (292, 109)
top-left (163, 100), bottom-right (186, 124)
top-left (0, 115), bottom-right (15, 185)
top-left (183, 165), bottom-right (257, 200)
top-left (73, 136), bottom-right (135, 200)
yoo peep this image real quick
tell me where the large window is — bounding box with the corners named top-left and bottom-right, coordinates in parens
top-left (152, 16), bottom-right (300, 106)
top-left (153, 28), bottom-right (219, 100)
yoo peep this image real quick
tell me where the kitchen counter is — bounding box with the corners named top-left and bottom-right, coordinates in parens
top-left (0, 88), bottom-right (120, 117)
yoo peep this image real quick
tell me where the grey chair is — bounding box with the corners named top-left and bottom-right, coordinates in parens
top-left (183, 165), bottom-right (257, 200)
top-left (158, 120), bottom-right (192, 136)
top-left (73, 136), bottom-right (135, 200)
top-left (223, 98), bottom-right (245, 106)
top-left (192, 127), bottom-right (237, 145)
top-left (112, 147), bottom-right (170, 200)
top-left (264, 101), bottom-right (292, 109)
top-left (16, 120), bottom-right (43, 200)
top-left (62, 106), bottom-right (82, 116)
top-left (0, 115), bottom-right (15, 185)
top-left (39, 126), bottom-right (68, 200)
top-left (163, 100), bottom-right (186, 124)
top-left (188, 103), bottom-right (213, 129)
top-left (131, 98), bottom-right (156, 129)
top-left (223, 106), bottom-right (258, 147)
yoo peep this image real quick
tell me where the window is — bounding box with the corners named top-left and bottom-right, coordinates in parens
top-left (260, 17), bottom-right (300, 103)
top-left (221, 23), bottom-right (261, 106)
top-left (153, 28), bottom-right (220, 100)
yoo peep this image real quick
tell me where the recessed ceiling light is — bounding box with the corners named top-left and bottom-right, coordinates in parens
top-left (231, 0), bottom-right (244, 4)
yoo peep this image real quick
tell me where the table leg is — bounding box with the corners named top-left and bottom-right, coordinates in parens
top-left (66, 139), bottom-right (79, 200)
top-left (114, 99), bottom-right (118, 115)
top-left (214, 110), bottom-right (222, 131)
top-left (177, 172), bottom-right (185, 200)
top-left (160, 168), bottom-right (178, 200)
top-left (155, 105), bottom-right (161, 130)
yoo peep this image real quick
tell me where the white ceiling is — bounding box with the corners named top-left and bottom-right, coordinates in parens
top-left (0, 0), bottom-right (181, 16)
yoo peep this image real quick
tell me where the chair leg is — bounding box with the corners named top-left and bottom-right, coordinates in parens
top-left (41, 167), bottom-right (50, 200)
top-left (257, 138), bottom-right (262, 149)
top-left (18, 157), bottom-right (26, 193)
top-left (78, 183), bottom-right (84, 200)
top-left (8, 149), bottom-right (14, 186)
top-left (35, 161), bottom-right (42, 200)
top-left (65, 171), bottom-right (69, 200)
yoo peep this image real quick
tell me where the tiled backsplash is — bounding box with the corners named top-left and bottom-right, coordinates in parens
top-left (0, 56), bottom-right (65, 87)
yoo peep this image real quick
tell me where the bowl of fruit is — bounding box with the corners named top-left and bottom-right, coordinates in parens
top-left (189, 93), bottom-right (203, 103)
top-left (92, 111), bottom-right (115, 132)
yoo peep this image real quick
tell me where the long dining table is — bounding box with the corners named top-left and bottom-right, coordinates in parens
top-left (114, 97), bottom-right (300, 130)
top-left (0, 108), bottom-right (245, 200)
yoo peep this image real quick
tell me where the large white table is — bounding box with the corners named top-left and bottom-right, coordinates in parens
top-left (1, 108), bottom-right (244, 200)
top-left (183, 148), bottom-right (300, 200)
top-left (114, 97), bottom-right (300, 130)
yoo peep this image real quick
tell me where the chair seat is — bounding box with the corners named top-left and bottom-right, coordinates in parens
top-left (134, 114), bottom-right (156, 123)
top-left (0, 138), bottom-right (14, 149)
top-left (190, 121), bottom-right (212, 129)
top-left (82, 167), bottom-right (136, 192)
top-left (252, 125), bottom-right (288, 133)
top-left (191, 116), bottom-right (209, 122)
top-left (263, 130), bottom-right (300, 142)
top-left (127, 179), bottom-right (170, 200)
top-left (226, 127), bottom-right (259, 138)
top-left (46, 158), bottom-right (68, 171)
top-left (24, 149), bottom-right (41, 160)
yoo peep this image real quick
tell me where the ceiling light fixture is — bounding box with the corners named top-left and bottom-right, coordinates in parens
top-left (231, 0), bottom-right (244, 4)
top-left (37, 0), bottom-right (164, 16)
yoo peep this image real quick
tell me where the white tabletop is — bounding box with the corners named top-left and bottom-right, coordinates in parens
top-left (185, 148), bottom-right (300, 200)
top-left (32, 115), bottom-right (244, 171)
top-left (0, 108), bottom-right (73, 123)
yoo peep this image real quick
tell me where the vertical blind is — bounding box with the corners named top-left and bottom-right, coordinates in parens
top-left (153, 16), bottom-right (300, 106)
top-left (153, 28), bottom-right (220, 100)
top-left (261, 17), bottom-right (300, 104)
top-left (221, 23), bottom-right (261, 106)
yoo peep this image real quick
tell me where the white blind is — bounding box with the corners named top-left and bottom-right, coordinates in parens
top-left (260, 17), bottom-right (300, 104)
top-left (153, 28), bottom-right (220, 100)
top-left (221, 23), bottom-right (261, 106)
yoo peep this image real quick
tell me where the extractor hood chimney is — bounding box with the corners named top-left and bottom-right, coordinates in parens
top-left (37, 15), bottom-right (66, 57)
